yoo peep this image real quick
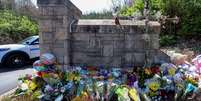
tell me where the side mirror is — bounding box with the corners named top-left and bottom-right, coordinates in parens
top-left (32, 42), bottom-right (39, 45)
top-left (26, 42), bottom-right (30, 45)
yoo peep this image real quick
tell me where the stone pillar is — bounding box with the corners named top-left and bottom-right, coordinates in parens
top-left (37, 0), bottom-right (82, 65)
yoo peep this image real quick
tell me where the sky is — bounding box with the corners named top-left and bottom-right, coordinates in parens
top-left (31, 0), bottom-right (113, 13)
top-left (70, 0), bottom-right (113, 13)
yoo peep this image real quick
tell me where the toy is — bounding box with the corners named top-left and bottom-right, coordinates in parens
top-left (171, 53), bottom-right (187, 66)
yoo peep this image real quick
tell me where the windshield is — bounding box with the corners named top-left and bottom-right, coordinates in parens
top-left (18, 36), bottom-right (39, 44)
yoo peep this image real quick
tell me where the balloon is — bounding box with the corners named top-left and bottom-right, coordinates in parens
top-left (33, 60), bottom-right (42, 66)
top-left (33, 60), bottom-right (46, 71)
top-left (40, 53), bottom-right (56, 65)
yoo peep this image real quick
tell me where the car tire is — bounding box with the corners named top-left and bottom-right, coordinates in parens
top-left (3, 54), bottom-right (28, 68)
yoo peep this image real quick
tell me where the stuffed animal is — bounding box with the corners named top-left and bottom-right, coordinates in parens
top-left (182, 49), bottom-right (194, 62)
top-left (171, 53), bottom-right (188, 66)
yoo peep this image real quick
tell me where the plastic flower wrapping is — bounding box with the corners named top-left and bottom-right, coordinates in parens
top-left (14, 53), bottom-right (201, 101)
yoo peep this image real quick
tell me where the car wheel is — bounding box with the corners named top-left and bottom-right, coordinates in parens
top-left (4, 54), bottom-right (28, 68)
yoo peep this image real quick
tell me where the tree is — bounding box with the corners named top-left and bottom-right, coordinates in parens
top-left (81, 11), bottom-right (113, 19)
top-left (177, 0), bottom-right (201, 36)
top-left (0, 0), bottom-right (15, 10)
top-left (0, 0), bottom-right (38, 19)
top-left (118, 0), bottom-right (201, 37)
top-left (15, 0), bottom-right (38, 18)
top-left (119, 0), bottom-right (162, 17)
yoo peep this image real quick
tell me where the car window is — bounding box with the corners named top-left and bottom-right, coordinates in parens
top-left (31, 39), bottom-right (39, 45)
top-left (18, 36), bottom-right (39, 45)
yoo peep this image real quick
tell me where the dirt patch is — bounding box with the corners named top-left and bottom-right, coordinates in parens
top-left (0, 36), bottom-right (15, 45)
top-left (161, 38), bottom-right (201, 56)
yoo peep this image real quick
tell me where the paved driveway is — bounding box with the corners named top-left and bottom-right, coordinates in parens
top-left (0, 65), bottom-right (34, 95)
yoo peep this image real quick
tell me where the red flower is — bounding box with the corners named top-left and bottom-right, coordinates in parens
top-left (151, 66), bottom-right (160, 74)
top-left (37, 72), bottom-right (42, 77)
top-left (87, 66), bottom-right (97, 71)
top-left (160, 90), bottom-right (166, 96)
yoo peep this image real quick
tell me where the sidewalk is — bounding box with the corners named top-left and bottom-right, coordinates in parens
top-left (0, 88), bottom-right (16, 101)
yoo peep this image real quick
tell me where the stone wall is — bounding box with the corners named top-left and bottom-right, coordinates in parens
top-left (71, 20), bottom-right (168, 67)
top-left (37, 0), bottom-right (170, 67)
top-left (37, 0), bottom-right (82, 65)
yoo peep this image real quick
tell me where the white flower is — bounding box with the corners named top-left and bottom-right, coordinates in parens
top-left (21, 83), bottom-right (28, 91)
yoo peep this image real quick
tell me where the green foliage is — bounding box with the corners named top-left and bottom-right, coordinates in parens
top-left (120, 0), bottom-right (163, 16)
top-left (159, 35), bottom-right (177, 46)
top-left (118, 0), bottom-right (201, 45)
top-left (0, 10), bottom-right (38, 42)
top-left (120, 0), bottom-right (144, 16)
top-left (192, 47), bottom-right (201, 54)
top-left (81, 11), bottom-right (113, 19)
top-left (160, 0), bottom-right (182, 17)
top-left (149, 0), bottom-right (163, 15)
top-left (178, 0), bottom-right (201, 36)
top-left (160, 0), bottom-right (201, 36)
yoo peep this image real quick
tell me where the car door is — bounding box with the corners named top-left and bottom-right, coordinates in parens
top-left (29, 38), bottom-right (40, 58)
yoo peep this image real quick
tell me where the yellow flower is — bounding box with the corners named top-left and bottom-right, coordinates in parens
top-left (74, 76), bottom-right (81, 81)
top-left (129, 88), bottom-right (140, 101)
top-left (145, 68), bottom-right (151, 75)
top-left (186, 77), bottom-right (198, 85)
top-left (148, 82), bottom-right (160, 92)
top-left (168, 68), bottom-right (176, 76)
top-left (42, 73), bottom-right (49, 78)
top-left (29, 82), bottom-right (37, 90)
top-left (108, 76), bottom-right (113, 81)
top-left (68, 72), bottom-right (75, 81)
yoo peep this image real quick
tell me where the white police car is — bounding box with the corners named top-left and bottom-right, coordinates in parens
top-left (0, 35), bottom-right (40, 67)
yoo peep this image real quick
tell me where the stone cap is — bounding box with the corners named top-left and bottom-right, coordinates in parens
top-left (77, 19), bottom-right (160, 26)
top-left (37, 0), bottom-right (82, 16)
top-left (72, 19), bottom-right (160, 34)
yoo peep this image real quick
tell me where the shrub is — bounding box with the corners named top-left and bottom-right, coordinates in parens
top-left (159, 35), bottom-right (177, 46)
top-left (0, 10), bottom-right (38, 43)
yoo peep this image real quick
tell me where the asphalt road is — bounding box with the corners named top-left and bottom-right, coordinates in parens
top-left (0, 66), bottom-right (34, 95)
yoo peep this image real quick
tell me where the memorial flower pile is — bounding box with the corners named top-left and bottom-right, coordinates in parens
top-left (14, 53), bottom-right (201, 101)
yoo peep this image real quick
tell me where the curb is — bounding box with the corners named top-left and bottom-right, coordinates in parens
top-left (0, 88), bottom-right (17, 100)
